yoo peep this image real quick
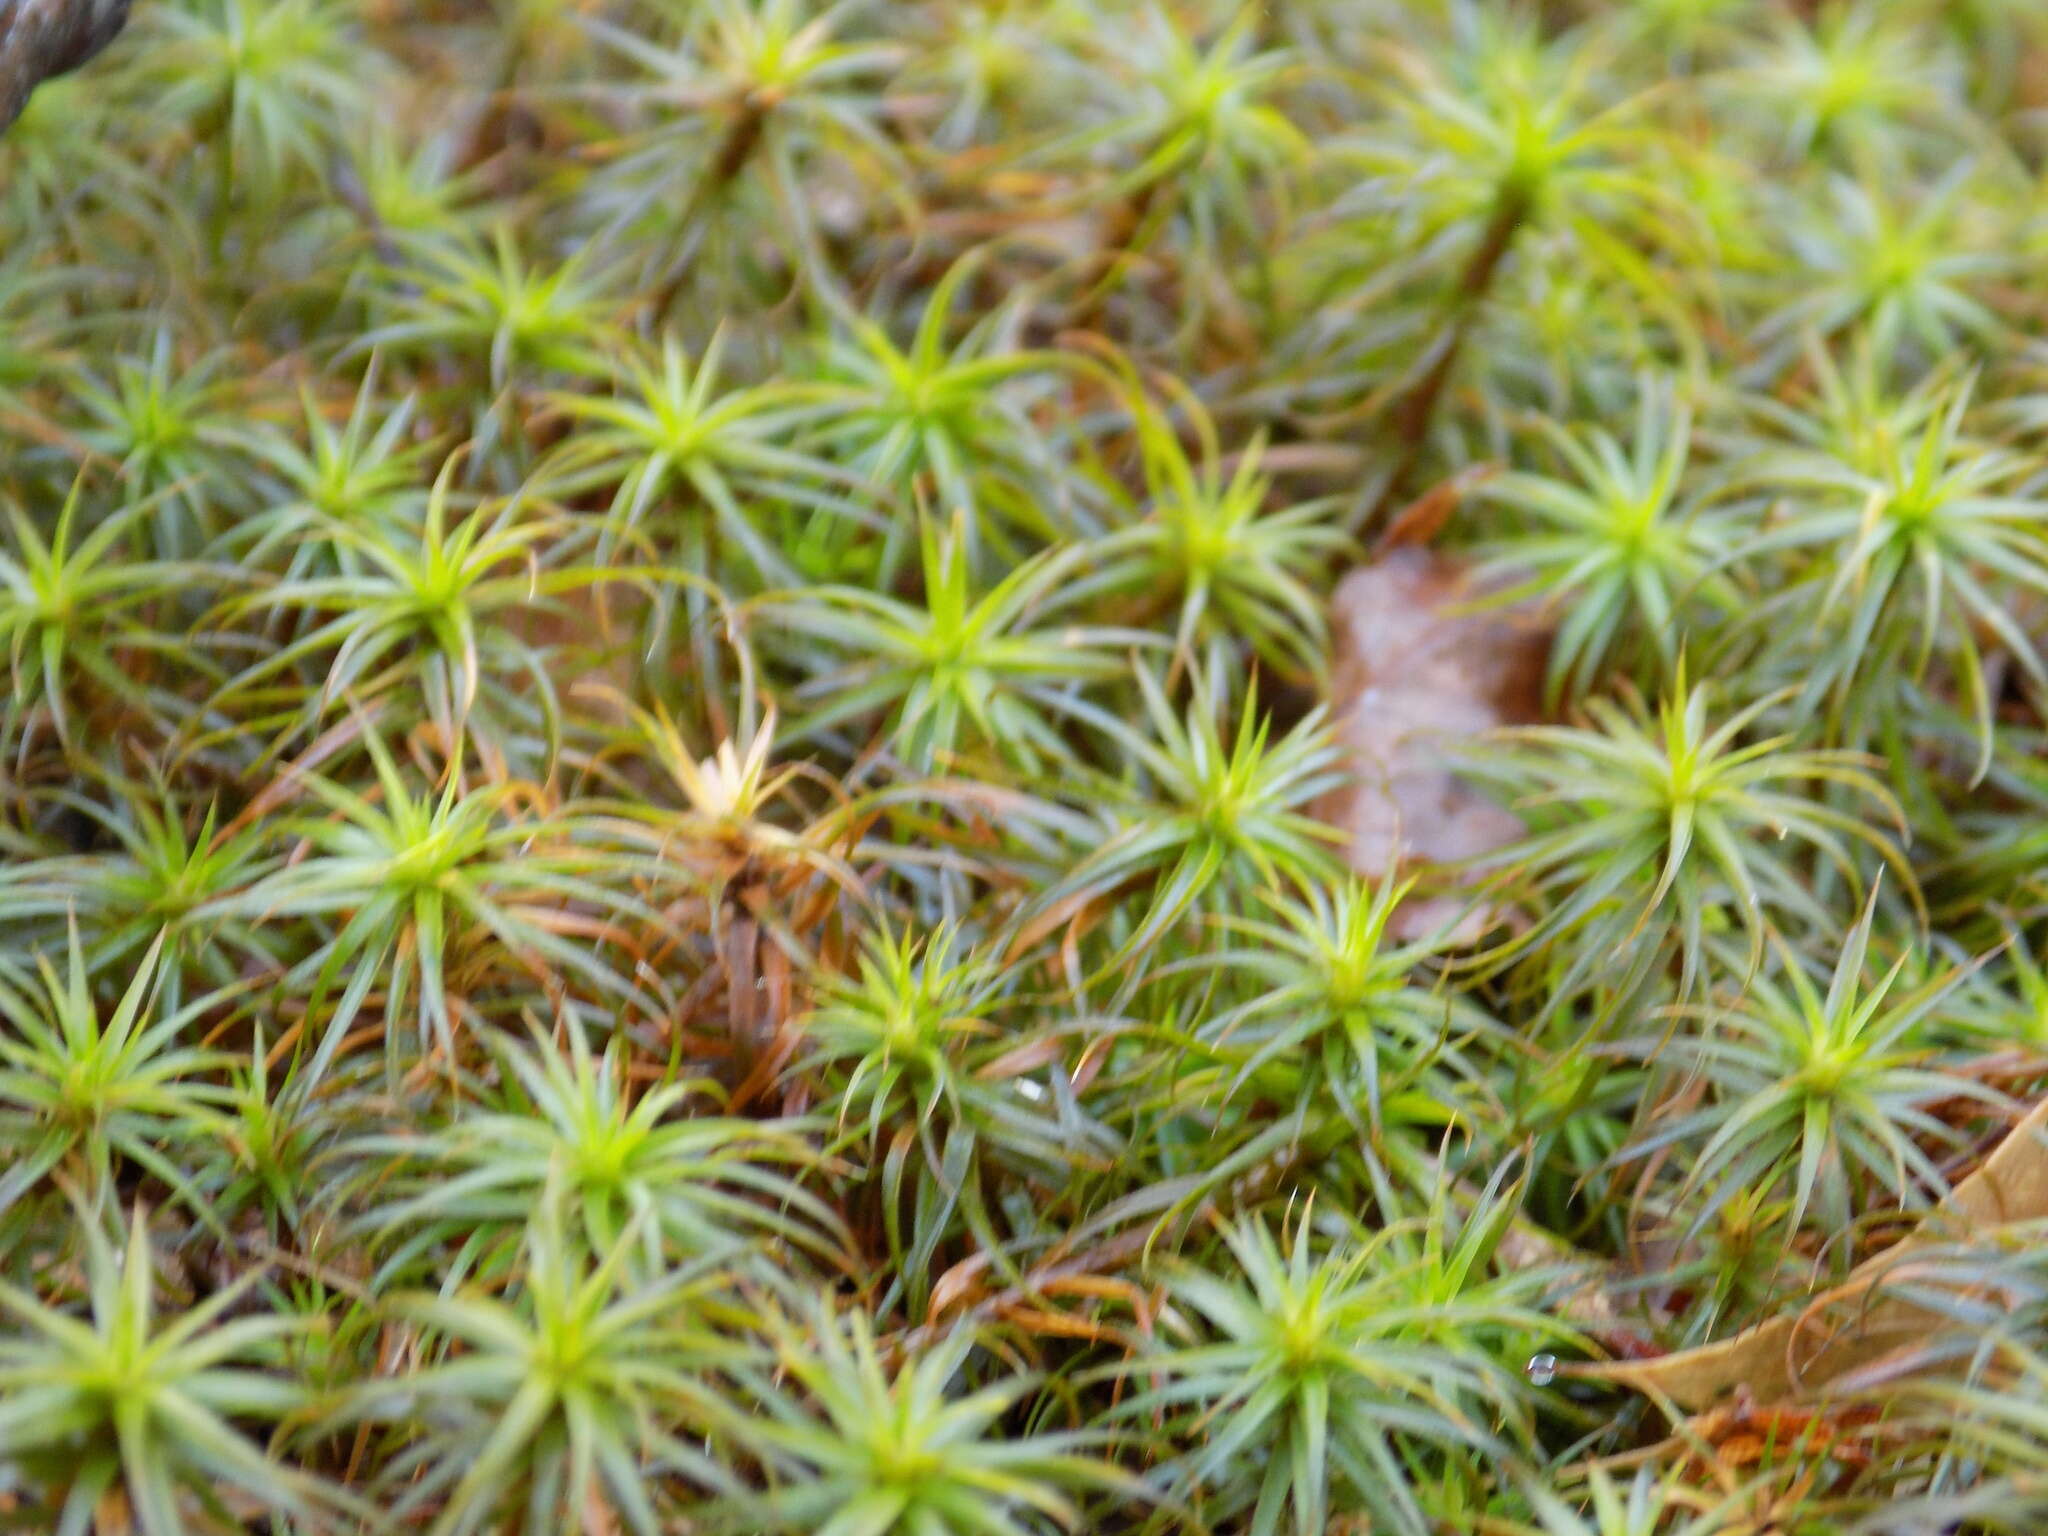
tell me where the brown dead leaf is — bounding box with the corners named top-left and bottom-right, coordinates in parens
top-left (1375, 465), bottom-right (1496, 553)
top-left (1311, 548), bottom-right (1550, 940)
top-left (1567, 1094), bottom-right (2048, 1409)
top-left (1686, 1397), bottom-right (1884, 1472)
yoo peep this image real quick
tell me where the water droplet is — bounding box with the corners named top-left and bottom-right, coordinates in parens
top-left (1525, 1353), bottom-right (1557, 1387)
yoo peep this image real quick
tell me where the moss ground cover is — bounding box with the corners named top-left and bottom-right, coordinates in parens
top-left (9, 1), bottom-right (2048, 1531)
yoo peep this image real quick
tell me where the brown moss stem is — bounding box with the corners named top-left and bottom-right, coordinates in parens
top-left (1359, 182), bottom-right (1530, 536)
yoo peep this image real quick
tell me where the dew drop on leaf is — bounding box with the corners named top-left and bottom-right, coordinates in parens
top-left (1526, 1353), bottom-right (1557, 1387)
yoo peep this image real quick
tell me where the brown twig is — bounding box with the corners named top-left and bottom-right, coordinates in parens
top-left (1358, 183), bottom-right (1530, 537)
top-left (0, 0), bottom-right (130, 133)
top-left (646, 92), bottom-right (774, 323)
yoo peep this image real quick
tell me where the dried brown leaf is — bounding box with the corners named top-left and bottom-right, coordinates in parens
top-left (1311, 548), bottom-right (1549, 939)
top-left (1569, 1095), bottom-right (2048, 1408)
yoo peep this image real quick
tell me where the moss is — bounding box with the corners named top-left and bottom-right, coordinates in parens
top-left (3, 0), bottom-right (2048, 1531)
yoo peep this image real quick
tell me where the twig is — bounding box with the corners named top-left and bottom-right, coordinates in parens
top-left (1357, 183), bottom-right (1530, 537)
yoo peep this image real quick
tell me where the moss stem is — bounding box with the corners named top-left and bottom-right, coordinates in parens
top-left (648, 94), bottom-right (769, 325)
top-left (1357, 182), bottom-right (1530, 537)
